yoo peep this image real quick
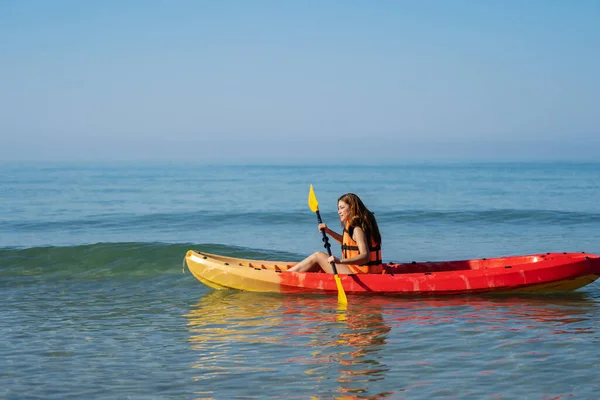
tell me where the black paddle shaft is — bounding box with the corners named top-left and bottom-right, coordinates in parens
top-left (315, 210), bottom-right (340, 275)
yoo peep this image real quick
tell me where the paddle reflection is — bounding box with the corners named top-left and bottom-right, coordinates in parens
top-left (184, 291), bottom-right (597, 399)
top-left (279, 296), bottom-right (393, 398)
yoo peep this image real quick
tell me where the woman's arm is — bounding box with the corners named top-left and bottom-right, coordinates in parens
top-left (319, 224), bottom-right (343, 244)
top-left (326, 227), bottom-right (343, 244)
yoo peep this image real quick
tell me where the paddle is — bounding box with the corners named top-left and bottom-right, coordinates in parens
top-left (308, 184), bottom-right (348, 305)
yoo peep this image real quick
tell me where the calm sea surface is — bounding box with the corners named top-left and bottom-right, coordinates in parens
top-left (1, 162), bottom-right (600, 399)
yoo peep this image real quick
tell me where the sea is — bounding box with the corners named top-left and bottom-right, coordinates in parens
top-left (1, 161), bottom-right (599, 399)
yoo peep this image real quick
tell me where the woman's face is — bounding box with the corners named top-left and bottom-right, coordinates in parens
top-left (338, 200), bottom-right (351, 222)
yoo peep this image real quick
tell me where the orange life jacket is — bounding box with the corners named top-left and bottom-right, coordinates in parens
top-left (341, 222), bottom-right (383, 274)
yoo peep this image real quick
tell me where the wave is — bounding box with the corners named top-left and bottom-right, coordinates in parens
top-left (0, 242), bottom-right (299, 280)
top-left (377, 209), bottom-right (600, 225)
top-left (3, 208), bottom-right (598, 233)
top-left (1, 211), bottom-right (306, 232)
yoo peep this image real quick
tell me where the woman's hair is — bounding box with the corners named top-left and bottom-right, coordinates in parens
top-left (338, 193), bottom-right (381, 244)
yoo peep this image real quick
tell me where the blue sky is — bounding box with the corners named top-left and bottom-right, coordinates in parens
top-left (1, 0), bottom-right (598, 163)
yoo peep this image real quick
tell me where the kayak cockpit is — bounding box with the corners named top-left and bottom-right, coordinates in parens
top-left (383, 253), bottom-right (587, 274)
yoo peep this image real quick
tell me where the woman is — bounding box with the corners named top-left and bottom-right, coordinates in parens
top-left (288, 193), bottom-right (383, 274)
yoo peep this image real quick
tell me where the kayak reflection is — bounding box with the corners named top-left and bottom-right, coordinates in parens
top-left (383, 293), bottom-right (597, 334)
top-left (185, 291), bottom-right (285, 346)
top-left (183, 292), bottom-right (597, 399)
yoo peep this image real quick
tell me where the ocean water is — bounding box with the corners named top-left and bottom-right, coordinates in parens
top-left (1, 162), bottom-right (600, 399)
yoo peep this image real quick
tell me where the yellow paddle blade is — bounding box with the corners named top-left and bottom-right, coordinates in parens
top-left (334, 274), bottom-right (348, 304)
top-left (336, 300), bottom-right (348, 320)
top-left (308, 184), bottom-right (319, 212)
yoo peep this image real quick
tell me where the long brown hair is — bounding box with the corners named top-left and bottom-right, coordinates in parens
top-left (338, 193), bottom-right (381, 244)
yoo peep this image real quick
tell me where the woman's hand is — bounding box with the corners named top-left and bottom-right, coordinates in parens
top-left (318, 223), bottom-right (328, 232)
top-left (328, 255), bottom-right (341, 264)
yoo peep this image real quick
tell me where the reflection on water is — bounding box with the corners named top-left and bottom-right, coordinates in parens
top-left (184, 292), bottom-right (394, 398)
top-left (186, 292), bottom-right (285, 346)
top-left (184, 292), bottom-right (599, 399)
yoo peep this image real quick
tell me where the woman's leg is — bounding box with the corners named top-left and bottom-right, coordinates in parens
top-left (288, 251), bottom-right (352, 274)
top-left (287, 251), bottom-right (325, 272)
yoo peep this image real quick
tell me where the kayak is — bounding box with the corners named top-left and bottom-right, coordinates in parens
top-left (183, 250), bottom-right (600, 295)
